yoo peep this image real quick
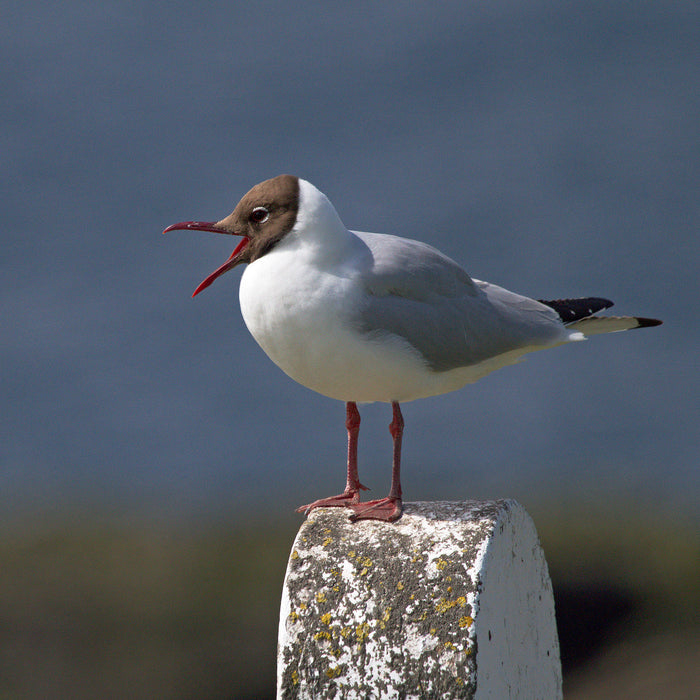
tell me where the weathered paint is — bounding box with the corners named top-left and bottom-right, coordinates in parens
top-left (277, 500), bottom-right (561, 700)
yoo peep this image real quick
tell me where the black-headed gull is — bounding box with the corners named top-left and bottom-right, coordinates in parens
top-left (164, 175), bottom-right (661, 522)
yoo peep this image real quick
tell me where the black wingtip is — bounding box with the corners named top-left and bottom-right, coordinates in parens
top-left (635, 317), bottom-right (663, 328)
top-left (538, 296), bottom-right (614, 324)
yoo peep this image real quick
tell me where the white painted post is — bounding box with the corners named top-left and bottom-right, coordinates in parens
top-left (277, 500), bottom-right (561, 700)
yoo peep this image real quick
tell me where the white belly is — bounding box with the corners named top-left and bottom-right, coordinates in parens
top-left (240, 250), bottom-right (417, 402)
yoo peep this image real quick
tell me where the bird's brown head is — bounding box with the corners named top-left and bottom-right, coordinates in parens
top-left (163, 174), bottom-right (300, 296)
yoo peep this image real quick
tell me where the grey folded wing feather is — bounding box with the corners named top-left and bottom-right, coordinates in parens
top-left (349, 231), bottom-right (567, 372)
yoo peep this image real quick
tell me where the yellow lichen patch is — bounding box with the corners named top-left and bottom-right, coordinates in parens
top-left (340, 626), bottom-right (351, 638)
top-left (396, 581), bottom-right (404, 590)
top-left (444, 641), bottom-right (456, 650)
top-left (459, 615), bottom-right (474, 628)
top-left (288, 611), bottom-right (299, 622)
top-left (326, 666), bottom-right (342, 679)
top-left (430, 627), bottom-right (437, 636)
top-left (314, 630), bottom-right (332, 641)
top-left (435, 598), bottom-right (454, 614)
top-left (355, 622), bottom-right (370, 642)
top-left (435, 558), bottom-right (448, 570)
top-left (291, 550), bottom-right (299, 560)
top-left (333, 585), bottom-right (340, 592)
top-left (320, 613), bottom-right (332, 625)
top-left (409, 594), bottom-right (415, 600)
top-left (435, 596), bottom-right (467, 614)
top-left (456, 677), bottom-right (464, 686)
top-left (379, 607), bottom-right (391, 629)
top-left (316, 592), bottom-right (327, 603)
top-left (322, 537), bottom-right (333, 547)
top-left (332, 647), bottom-right (342, 658)
top-left (299, 603), bottom-right (307, 610)
top-left (348, 550), bottom-right (356, 558)
top-left (291, 669), bottom-right (299, 685)
top-left (323, 528), bottom-right (332, 535)
top-left (357, 556), bottom-right (373, 577)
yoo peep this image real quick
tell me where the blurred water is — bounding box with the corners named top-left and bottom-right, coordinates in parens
top-left (1, 0), bottom-right (698, 521)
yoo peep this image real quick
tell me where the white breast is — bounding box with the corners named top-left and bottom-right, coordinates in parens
top-left (239, 240), bottom-right (425, 402)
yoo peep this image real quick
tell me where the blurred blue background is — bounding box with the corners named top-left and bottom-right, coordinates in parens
top-left (3, 0), bottom-right (696, 523)
top-left (2, 2), bottom-right (698, 697)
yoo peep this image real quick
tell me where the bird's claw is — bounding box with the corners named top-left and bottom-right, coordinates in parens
top-left (349, 497), bottom-right (403, 523)
top-left (296, 486), bottom-right (368, 514)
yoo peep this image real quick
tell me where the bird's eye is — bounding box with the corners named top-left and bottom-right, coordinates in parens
top-left (250, 206), bottom-right (269, 223)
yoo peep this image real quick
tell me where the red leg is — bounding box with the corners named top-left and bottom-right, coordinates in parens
top-left (349, 401), bottom-right (404, 522)
top-left (296, 402), bottom-right (369, 514)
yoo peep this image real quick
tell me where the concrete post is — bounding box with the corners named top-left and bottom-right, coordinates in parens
top-left (277, 500), bottom-right (561, 699)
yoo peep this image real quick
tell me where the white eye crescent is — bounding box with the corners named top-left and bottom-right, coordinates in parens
top-left (250, 206), bottom-right (269, 223)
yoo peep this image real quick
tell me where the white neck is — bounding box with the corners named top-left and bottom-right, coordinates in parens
top-left (290, 179), bottom-right (350, 249)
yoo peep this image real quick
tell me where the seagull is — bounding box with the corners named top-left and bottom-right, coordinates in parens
top-left (164, 175), bottom-right (661, 522)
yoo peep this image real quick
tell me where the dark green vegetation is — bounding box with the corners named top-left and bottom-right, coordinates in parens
top-left (1, 505), bottom-right (697, 699)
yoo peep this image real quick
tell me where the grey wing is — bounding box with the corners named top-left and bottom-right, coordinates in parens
top-left (350, 231), bottom-right (567, 372)
top-left (351, 230), bottom-right (478, 300)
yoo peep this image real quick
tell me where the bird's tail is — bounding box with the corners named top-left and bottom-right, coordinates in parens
top-left (565, 315), bottom-right (662, 335)
top-left (538, 296), bottom-right (662, 335)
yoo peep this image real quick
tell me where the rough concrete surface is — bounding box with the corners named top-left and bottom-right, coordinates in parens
top-left (277, 500), bottom-right (561, 699)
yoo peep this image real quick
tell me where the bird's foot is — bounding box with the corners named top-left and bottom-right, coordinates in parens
top-left (349, 497), bottom-right (403, 523)
top-left (296, 485), bottom-right (369, 515)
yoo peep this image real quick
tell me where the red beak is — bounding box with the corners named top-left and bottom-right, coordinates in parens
top-left (163, 221), bottom-right (250, 297)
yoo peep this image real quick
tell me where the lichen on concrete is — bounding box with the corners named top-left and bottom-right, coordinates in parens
top-left (278, 501), bottom-right (517, 699)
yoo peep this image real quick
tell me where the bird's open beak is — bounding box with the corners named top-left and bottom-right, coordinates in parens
top-left (163, 221), bottom-right (250, 297)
